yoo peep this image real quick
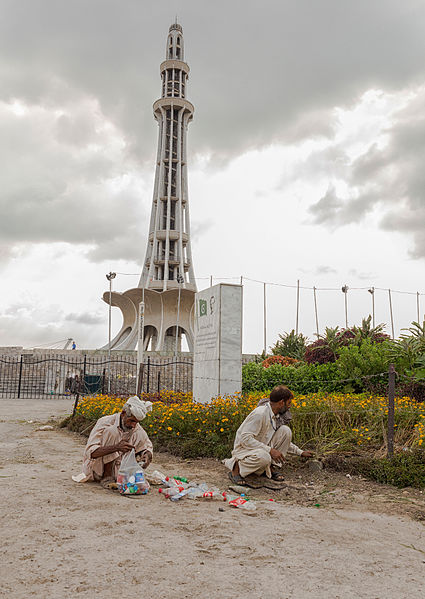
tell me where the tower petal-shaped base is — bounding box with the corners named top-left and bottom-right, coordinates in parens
top-left (101, 288), bottom-right (195, 352)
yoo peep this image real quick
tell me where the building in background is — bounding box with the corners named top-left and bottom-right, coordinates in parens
top-left (102, 21), bottom-right (197, 352)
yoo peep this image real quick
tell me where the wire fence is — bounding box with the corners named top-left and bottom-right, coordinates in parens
top-left (0, 355), bottom-right (194, 399)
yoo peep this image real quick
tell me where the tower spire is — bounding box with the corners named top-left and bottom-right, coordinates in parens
top-left (140, 22), bottom-right (195, 292)
top-left (101, 23), bottom-right (197, 352)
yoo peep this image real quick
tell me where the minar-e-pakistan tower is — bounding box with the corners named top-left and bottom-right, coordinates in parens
top-left (102, 22), bottom-right (197, 352)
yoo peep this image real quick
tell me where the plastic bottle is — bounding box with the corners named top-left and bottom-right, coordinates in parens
top-left (228, 497), bottom-right (247, 508)
top-left (184, 486), bottom-right (204, 500)
top-left (158, 486), bottom-right (184, 498)
top-left (170, 489), bottom-right (190, 501)
top-left (224, 493), bottom-right (237, 503)
top-left (173, 476), bottom-right (188, 483)
top-left (164, 477), bottom-right (188, 489)
top-left (201, 491), bottom-right (227, 501)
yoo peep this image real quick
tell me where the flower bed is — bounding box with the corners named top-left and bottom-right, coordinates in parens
top-left (73, 391), bottom-right (425, 460)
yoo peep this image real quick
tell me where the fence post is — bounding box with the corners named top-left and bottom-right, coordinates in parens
top-left (137, 362), bottom-right (144, 396)
top-left (387, 363), bottom-right (396, 458)
top-left (157, 371), bottom-right (161, 393)
top-left (146, 357), bottom-right (151, 394)
top-left (17, 355), bottom-right (24, 398)
top-left (72, 392), bottom-right (80, 417)
top-left (82, 354), bottom-right (87, 395)
top-left (101, 368), bottom-right (106, 394)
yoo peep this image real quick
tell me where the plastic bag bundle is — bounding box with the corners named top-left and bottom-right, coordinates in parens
top-left (117, 449), bottom-right (150, 496)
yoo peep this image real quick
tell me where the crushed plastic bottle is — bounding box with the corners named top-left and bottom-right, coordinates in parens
top-left (158, 486), bottom-right (184, 499)
top-left (228, 497), bottom-right (248, 508)
top-left (185, 487), bottom-right (204, 500)
top-left (170, 489), bottom-right (190, 501)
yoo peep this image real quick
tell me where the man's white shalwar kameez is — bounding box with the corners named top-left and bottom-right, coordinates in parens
top-left (81, 413), bottom-right (153, 481)
top-left (224, 404), bottom-right (302, 478)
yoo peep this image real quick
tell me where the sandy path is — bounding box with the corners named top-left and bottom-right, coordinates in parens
top-left (1, 399), bottom-right (425, 599)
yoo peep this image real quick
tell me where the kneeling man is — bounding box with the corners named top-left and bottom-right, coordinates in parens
top-left (73, 396), bottom-right (153, 488)
top-left (225, 385), bottom-right (313, 484)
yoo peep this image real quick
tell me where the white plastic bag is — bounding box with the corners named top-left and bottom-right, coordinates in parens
top-left (117, 449), bottom-right (150, 495)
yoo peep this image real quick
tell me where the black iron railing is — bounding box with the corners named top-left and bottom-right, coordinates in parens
top-left (0, 355), bottom-right (193, 399)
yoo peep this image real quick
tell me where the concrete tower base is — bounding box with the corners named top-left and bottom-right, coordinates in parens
top-left (101, 288), bottom-right (195, 352)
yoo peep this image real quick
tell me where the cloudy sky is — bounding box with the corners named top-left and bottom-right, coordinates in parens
top-left (1, 0), bottom-right (424, 353)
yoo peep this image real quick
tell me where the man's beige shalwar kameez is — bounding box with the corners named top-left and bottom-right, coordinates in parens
top-left (82, 413), bottom-right (153, 481)
top-left (224, 404), bottom-right (302, 478)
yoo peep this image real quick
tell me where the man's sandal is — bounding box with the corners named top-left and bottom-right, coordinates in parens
top-left (270, 466), bottom-right (285, 481)
top-left (228, 471), bottom-right (263, 489)
top-left (262, 479), bottom-right (287, 490)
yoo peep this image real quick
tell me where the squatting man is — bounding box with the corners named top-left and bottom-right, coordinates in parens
top-left (73, 396), bottom-right (153, 488)
top-left (225, 385), bottom-right (313, 485)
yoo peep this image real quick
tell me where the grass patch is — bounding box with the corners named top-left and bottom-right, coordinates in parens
top-left (325, 450), bottom-right (425, 489)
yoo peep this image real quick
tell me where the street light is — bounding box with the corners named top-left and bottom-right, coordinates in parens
top-left (106, 271), bottom-right (116, 393)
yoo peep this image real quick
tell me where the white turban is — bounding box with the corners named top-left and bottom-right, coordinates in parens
top-left (124, 396), bottom-right (153, 421)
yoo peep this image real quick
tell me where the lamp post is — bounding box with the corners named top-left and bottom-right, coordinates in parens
top-left (136, 290), bottom-right (145, 395)
top-left (341, 285), bottom-right (349, 329)
top-left (106, 271), bottom-right (116, 393)
top-left (368, 287), bottom-right (375, 328)
top-left (173, 274), bottom-right (184, 390)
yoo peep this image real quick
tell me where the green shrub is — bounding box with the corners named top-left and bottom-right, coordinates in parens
top-left (242, 361), bottom-right (345, 393)
top-left (336, 339), bottom-right (391, 392)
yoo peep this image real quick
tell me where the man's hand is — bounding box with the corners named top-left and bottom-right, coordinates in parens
top-left (137, 450), bottom-right (153, 469)
top-left (115, 441), bottom-right (134, 453)
top-left (301, 450), bottom-right (314, 458)
top-left (270, 448), bottom-right (285, 464)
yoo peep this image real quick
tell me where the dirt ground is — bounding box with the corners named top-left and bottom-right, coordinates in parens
top-left (1, 399), bottom-right (425, 599)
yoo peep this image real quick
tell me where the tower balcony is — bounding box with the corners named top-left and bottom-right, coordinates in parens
top-left (153, 97), bottom-right (194, 116)
top-left (158, 196), bottom-right (187, 204)
top-left (160, 59), bottom-right (190, 76)
top-left (153, 195), bottom-right (187, 204)
top-left (149, 230), bottom-right (188, 243)
top-left (153, 257), bottom-right (184, 266)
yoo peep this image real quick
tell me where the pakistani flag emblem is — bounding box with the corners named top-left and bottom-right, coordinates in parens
top-left (199, 299), bottom-right (207, 317)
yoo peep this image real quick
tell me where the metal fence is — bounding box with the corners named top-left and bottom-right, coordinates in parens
top-left (0, 355), bottom-right (193, 399)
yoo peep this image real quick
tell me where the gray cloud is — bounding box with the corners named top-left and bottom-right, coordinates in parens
top-left (309, 186), bottom-right (343, 225)
top-left (0, 0), bottom-right (425, 265)
top-left (308, 86), bottom-right (425, 257)
top-left (315, 265), bottom-right (338, 276)
top-left (1, 0), bottom-right (425, 161)
top-left (348, 268), bottom-right (377, 281)
top-left (0, 301), bottom-right (105, 348)
top-left (64, 312), bottom-right (104, 325)
top-left (0, 98), bottom-right (150, 262)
